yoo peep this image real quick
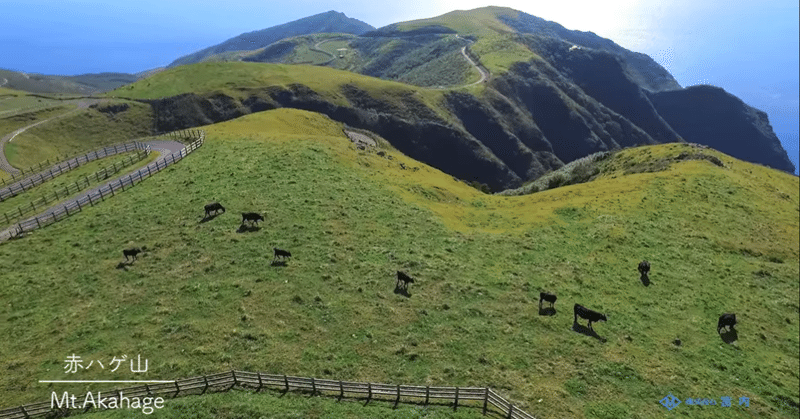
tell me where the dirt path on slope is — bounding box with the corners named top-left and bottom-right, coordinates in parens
top-left (0, 99), bottom-right (100, 176)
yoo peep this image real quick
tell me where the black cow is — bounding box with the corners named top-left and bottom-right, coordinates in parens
top-left (241, 212), bottom-right (264, 225)
top-left (273, 247), bottom-right (292, 261)
top-left (717, 313), bottom-right (737, 333)
top-left (123, 248), bottom-right (141, 261)
top-left (539, 292), bottom-right (557, 309)
top-left (204, 202), bottom-right (225, 217)
top-left (396, 271), bottom-right (415, 290)
top-left (574, 303), bottom-right (607, 330)
top-left (638, 260), bottom-right (650, 277)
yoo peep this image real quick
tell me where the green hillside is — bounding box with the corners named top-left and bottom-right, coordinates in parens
top-left (393, 7), bottom-right (540, 75)
top-left (1, 108), bottom-right (797, 418)
top-left (109, 61), bottom-right (454, 123)
top-left (6, 100), bottom-right (154, 169)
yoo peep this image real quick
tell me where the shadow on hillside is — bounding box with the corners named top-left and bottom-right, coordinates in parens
top-left (271, 260), bottom-right (287, 267)
top-left (393, 285), bottom-right (411, 298)
top-left (200, 213), bottom-right (221, 223)
top-left (116, 261), bottom-right (133, 270)
top-left (720, 328), bottom-right (738, 344)
top-left (572, 322), bottom-right (607, 342)
top-left (237, 224), bottom-right (261, 233)
top-left (640, 274), bottom-right (651, 287)
top-left (538, 307), bottom-right (557, 316)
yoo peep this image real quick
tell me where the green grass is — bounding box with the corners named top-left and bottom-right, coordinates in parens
top-left (6, 100), bottom-right (154, 169)
top-left (0, 151), bottom-right (158, 227)
top-left (74, 388), bottom-right (488, 418)
top-left (0, 104), bottom-right (75, 138)
top-left (0, 109), bottom-right (797, 419)
top-left (108, 61), bottom-right (458, 125)
top-left (395, 7), bottom-right (539, 76)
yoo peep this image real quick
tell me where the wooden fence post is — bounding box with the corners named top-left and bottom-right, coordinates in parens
top-left (20, 405), bottom-right (29, 419)
top-left (64, 205), bottom-right (70, 216)
top-left (256, 373), bottom-right (263, 392)
top-left (35, 217), bottom-right (41, 229)
top-left (311, 377), bottom-right (317, 395)
top-left (202, 375), bottom-right (209, 394)
top-left (394, 384), bottom-right (401, 409)
top-left (173, 380), bottom-right (180, 397)
top-left (367, 383), bottom-right (372, 403)
top-left (284, 375), bottom-right (289, 392)
top-left (483, 388), bottom-right (489, 415)
top-left (454, 387), bottom-right (459, 411)
top-left (508, 404), bottom-right (514, 419)
top-left (338, 380), bottom-right (344, 400)
top-left (425, 385), bottom-right (430, 405)
top-left (229, 370), bottom-right (237, 390)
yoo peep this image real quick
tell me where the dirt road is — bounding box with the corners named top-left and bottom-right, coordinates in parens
top-left (0, 99), bottom-right (99, 175)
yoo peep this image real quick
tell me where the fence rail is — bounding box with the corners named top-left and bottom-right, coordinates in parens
top-left (1, 130), bottom-right (204, 241)
top-left (0, 148), bottom-right (151, 226)
top-left (0, 141), bottom-right (150, 200)
top-left (0, 370), bottom-right (537, 419)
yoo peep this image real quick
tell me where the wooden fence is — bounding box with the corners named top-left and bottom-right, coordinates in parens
top-left (0, 148), bottom-right (151, 226)
top-left (0, 141), bottom-right (150, 200)
top-left (1, 130), bottom-right (203, 241)
top-left (0, 370), bottom-right (537, 419)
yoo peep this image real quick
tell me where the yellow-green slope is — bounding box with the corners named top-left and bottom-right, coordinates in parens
top-left (0, 109), bottom-right (797, 419)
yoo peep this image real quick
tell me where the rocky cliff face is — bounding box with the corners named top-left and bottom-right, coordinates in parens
top-left (648, 85), bottom-right (795, 173)
top-left (147, 10), bottom-right (794, 190)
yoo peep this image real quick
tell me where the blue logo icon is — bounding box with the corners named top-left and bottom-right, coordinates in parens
top-left (661, 393), bottom-right (682, 411)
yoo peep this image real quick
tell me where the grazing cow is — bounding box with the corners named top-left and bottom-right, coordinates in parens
top-left (204, 202), bottom-right (225, 217)
top-left (123, 248), bottom-right (141, 261)
top-left (574, 303), bottom-right (607, 330)
top-left (241, 212), bottom-right (264, 225)
top-left (539, 292), bottom-right (557, 309)
top-left (273, 247), bottom-right (292, 261)
top-left (396, 271), bottom-right (415, 290)
top-left (717, 313), bottom-right (737, 333)
top-left (638, 260), bottom-right (650, 277)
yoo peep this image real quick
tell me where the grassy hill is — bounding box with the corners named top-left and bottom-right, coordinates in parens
top-left (169, 11), bottom-right (374, 67)
top-left (1, 108), bottom-right (797, 418)
top-left (6, 100), bottom-right (154, 169)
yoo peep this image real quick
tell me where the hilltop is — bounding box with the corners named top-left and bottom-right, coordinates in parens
top-left (0, 108), bottom-right (797, 418)
top-left (168, 11), bottom-right (375, 67)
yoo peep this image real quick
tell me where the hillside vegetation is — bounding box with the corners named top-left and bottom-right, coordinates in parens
top-left (1, 108), bottom-right (797, 418)
top-left (6, 100), bottom-right (154, 168)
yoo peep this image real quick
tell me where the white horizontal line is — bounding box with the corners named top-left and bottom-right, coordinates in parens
top-left (39, 380), bottom-right (176, 383)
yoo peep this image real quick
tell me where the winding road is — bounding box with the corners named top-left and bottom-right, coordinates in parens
top-left (0, 137), bottom-right (189, 242)
top-left (460, 46), bottom-right (489, 86)
top-left (0, 99), bottom-right (99, 176)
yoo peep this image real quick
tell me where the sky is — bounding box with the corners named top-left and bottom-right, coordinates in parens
top-left (2, 0), bottom-right (797, 172)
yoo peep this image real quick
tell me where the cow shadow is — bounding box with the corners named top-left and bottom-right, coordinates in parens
top-left (200, 213), bottom-right (221, 223)
top-left (116, 261), bottom-right (133, 269)
top-left (572, 322), bottom-right (607, 342)
top-left (719, 328), bottom-right (738, 344)
top-left (538, 307), bottom-right (557, 316)
top-left (640, 274), bottom-right (651, 286)
top-left (393, 285), bottom-right (411, 298)
top-left (237, 224), bottom-right (261, 233)
top-left (271, 260), bottom-right (287, 267)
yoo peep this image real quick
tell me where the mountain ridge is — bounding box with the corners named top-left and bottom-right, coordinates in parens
top-left (168, 11), bottom-right (375, 67)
